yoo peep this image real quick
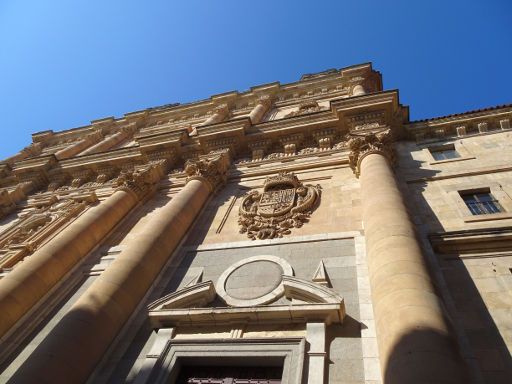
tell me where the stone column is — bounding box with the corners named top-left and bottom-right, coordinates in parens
top-left (248, 96), bottom-right (271, 124)
top-left (201, 104), bottom-right (229, 126)
top-left (351, 84), bottom-right (366, 96)
top-left (78, 125), bottom-right (135, 156)
top-left (0, 166), bottom-right (164, 343)
top-left (10, 151), bottom-right (230, 384)
top-left (54, 130), bottom-right (103, 160)
top-left (349, 131), bottom-right (466, 383)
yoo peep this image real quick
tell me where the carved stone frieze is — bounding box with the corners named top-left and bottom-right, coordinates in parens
top-left (70, 169), bottom-right (94, 188)
top-left (184, 149), bottom-right (230, 192)
top-left (0, 196), bottom-right (95, 270)
top-left (238, 172), bottom-right (321, 240)
top-left (348, 129), bottom-right (394, 177)
top-left (247, 139), bottom-right (272, 160)
top-left (285, 100), bottom-right (323, 118)
top-left (280, 133), bottom-right (303, 155)
top-left (347, 111), bottom-right (385, 132)
top-left (313, 128), bottom-right (337, 150)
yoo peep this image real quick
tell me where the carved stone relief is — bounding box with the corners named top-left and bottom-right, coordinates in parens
top-left (284, 100), bottom-right (324, 118)
top-left (0, 195), bottom-right (96, 270)
top-left (238, 172), bottom-right (321, 240)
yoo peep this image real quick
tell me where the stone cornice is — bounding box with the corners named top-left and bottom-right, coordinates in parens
top-left (405, 105), bottom-right (512, 143)
top-left (1, 64), bottom-right (409, 193)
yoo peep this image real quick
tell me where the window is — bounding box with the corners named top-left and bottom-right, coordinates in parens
top-left (430, 146), bottom-right (460, 161)
top-left (460, 191), bottom-right (503, 215)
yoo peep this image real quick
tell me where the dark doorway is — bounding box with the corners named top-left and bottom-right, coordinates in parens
top-left (176, 365), bottom-right (283, 384)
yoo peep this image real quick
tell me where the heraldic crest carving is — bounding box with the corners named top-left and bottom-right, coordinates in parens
top-left (238, 172), bottom-right (321, 240)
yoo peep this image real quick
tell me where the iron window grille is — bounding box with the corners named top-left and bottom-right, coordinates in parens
top-left (461, 192), bottom-right (503, 215)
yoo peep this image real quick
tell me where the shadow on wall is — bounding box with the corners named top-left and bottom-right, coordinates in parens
top-left (0, 192), bottom-right (175, 381)
top-left (383, 328), bottom-right (467, 383)
top-left (395, 145), bottom-right (512, 383)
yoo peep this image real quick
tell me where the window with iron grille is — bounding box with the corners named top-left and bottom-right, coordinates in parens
top-left (460, 190), bottom-right (503, 215)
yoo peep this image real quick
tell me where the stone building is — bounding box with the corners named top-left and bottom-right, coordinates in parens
top-left (0, 63), bottom-right (510, 384)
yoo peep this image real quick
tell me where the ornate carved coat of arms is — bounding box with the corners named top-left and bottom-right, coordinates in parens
top-left (238, 172), bottom-right (321, 240)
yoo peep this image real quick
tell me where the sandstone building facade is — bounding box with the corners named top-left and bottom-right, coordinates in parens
top-left (0, 63), bottom-right (510, 383)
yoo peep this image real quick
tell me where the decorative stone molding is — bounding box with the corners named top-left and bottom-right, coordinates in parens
top-left (477, 122), bottom-right (488, 133)
top-left (347, 111), bottom-right (385, 132)
top-left (0, 189), bottom-right (17, 219)
top-left (434, 128), bottom-right (445, 138)
top-left (285, 100), bottom-right (323, 118)
top-left (70, 169), bottom-right (94, 188)
top-left (248, 139), bottom-right (272, 160)
top-left (348, 129), bottom-right (394, 177)
top-left (184, 149), bottom-right (230, 192)
top-left (238, 172), bottom-right (322, 240)
top-left (113, 163), bottom-right (165, 199)
top-left (280, 133), bottom-right (303, 156)
top-left (456, 125), bottom-right (467, 137)
top-left (312, 128), bottom-right (336, 150)
top-left (47, 173), bottom-right (70, 192)
top-left (0, 196), bottom-right (96, 270)
top-left (95, 166), bottom-right (118, 184)
top-left (148, 274), bottom-right (345, 326)
top-left (204, 137), bottom-right (238, 154)
top-left (148, 281), bottom-right (216, 311)
top-left (215, 255), bottom-right (294, 307)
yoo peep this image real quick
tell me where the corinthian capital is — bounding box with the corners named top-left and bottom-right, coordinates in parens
top-left (348, 129), bottom-right (395, 177)
top-left (185, 149), bottom-right (230, 192)
top-left (113, 163), bottom-right (164, 199)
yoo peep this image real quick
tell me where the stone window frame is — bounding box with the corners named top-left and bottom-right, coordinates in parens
top-left (134, 333), bottom-right (305, 384)
top-left (445, 182), bottom-right (512, 223)
top-left (423, 142), bottom-right (475, 165)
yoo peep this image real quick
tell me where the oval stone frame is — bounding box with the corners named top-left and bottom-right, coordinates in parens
top-left (216, 255), bottom-right (293, 307)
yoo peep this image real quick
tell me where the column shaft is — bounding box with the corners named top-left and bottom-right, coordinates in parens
top-left (352, 84), bottom-right (366, 96)
top-left (0, 189), bottom-right (138, 340)
top-left (248, 99), bottom-right (270, 124)
top-left (359, 153), bottom-right (465, 383)
top-left (54, 139), bottom-right (91, 159)
top-left (11, 179), bottom-right (211, 383)
top-left (79, 131), bottom-right (127, 156)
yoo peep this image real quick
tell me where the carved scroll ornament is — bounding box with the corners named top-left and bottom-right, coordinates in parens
top-left (238, 172), bottom-right (321, 240)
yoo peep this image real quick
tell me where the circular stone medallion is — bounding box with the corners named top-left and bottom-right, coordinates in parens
top-left (216, 255), bottom-right (293, 307)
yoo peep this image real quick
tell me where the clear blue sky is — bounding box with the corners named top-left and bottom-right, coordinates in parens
top-left (0, 0), bottom-right (510, 159)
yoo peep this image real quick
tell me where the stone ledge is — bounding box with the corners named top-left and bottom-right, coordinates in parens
top-left (464, 212), bottom-right (512, 223)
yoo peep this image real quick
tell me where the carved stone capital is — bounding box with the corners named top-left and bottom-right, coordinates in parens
top-left (348, 129), bottom-right (395, 177)
top-left (113, 163), bottom-right (164, 200)
top-left (184, 149), bottom-right (230, 192)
